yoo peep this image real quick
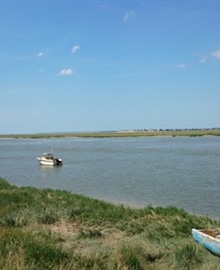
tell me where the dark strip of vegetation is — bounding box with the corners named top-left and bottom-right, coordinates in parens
top-left (1, 128), bottom-right (220, 139)
top-left (0, 177), bottom-right (220, 269)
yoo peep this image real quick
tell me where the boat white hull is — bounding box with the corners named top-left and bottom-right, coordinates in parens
top-left (38, 158), bottom-right (55, 166)
top-left (37, 156), bottom-right (63, 166)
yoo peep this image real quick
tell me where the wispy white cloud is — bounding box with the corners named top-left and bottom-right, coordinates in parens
top-left (71, 45), bottom-right (80, 54)
top-left (211, 49), bottom-right (220, 59)
top-left (199, 57), bottom-right (207, 63)
top-left (37, 52), bottom-right (43, 57)
top-left (198, 49), bottom-right (220, 64)
top-left (178, 64), bottom-right (187, 69)
top-left (123, 11), bottom-right (135, 23)
top-left (59, 68), bottom-right (74, 76)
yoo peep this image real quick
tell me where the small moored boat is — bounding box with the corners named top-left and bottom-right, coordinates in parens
top-left (37, 152), bottom-right (63, 166)
top-left (192, 228), bottom-right (220, 256)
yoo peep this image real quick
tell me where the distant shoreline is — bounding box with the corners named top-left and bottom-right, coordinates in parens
top-left (1, 128), bottom-right (220, 139)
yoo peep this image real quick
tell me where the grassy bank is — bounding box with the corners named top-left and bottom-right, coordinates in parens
top-left (1, 128), bottom-right (220, 139)
top-left (0, 178), bottom-right (220, 269)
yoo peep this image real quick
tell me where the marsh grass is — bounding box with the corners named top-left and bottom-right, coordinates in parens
top-left (1, 177), bottom-right (220, 269)
top-left (174, 243), bottom-right (203, 269)
top-left (1, 128), bottom-right (220, 139)
top-left (76, 229), bottom-right (102, 240)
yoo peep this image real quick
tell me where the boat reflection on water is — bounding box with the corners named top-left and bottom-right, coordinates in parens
top-left (38, 162), bottom-right (63, 183)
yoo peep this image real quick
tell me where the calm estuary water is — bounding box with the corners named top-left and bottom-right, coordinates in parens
top-left (0, 136), bottom-right (220, 219)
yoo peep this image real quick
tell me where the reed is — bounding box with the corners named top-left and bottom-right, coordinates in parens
top-left (0, 177), bottom-right (220, 269)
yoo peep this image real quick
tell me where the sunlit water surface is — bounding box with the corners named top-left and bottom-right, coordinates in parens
top-left (0, 136), bottom-right (220, 219)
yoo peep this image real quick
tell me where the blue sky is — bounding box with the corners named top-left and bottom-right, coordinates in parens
top-left (0, 0), bottom-right (220, 134)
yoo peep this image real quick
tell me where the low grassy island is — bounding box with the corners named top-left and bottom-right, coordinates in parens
top-left (1, 128), bottom-right (220, 139)
top-left (0, 178), bottom-right (220, 269)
